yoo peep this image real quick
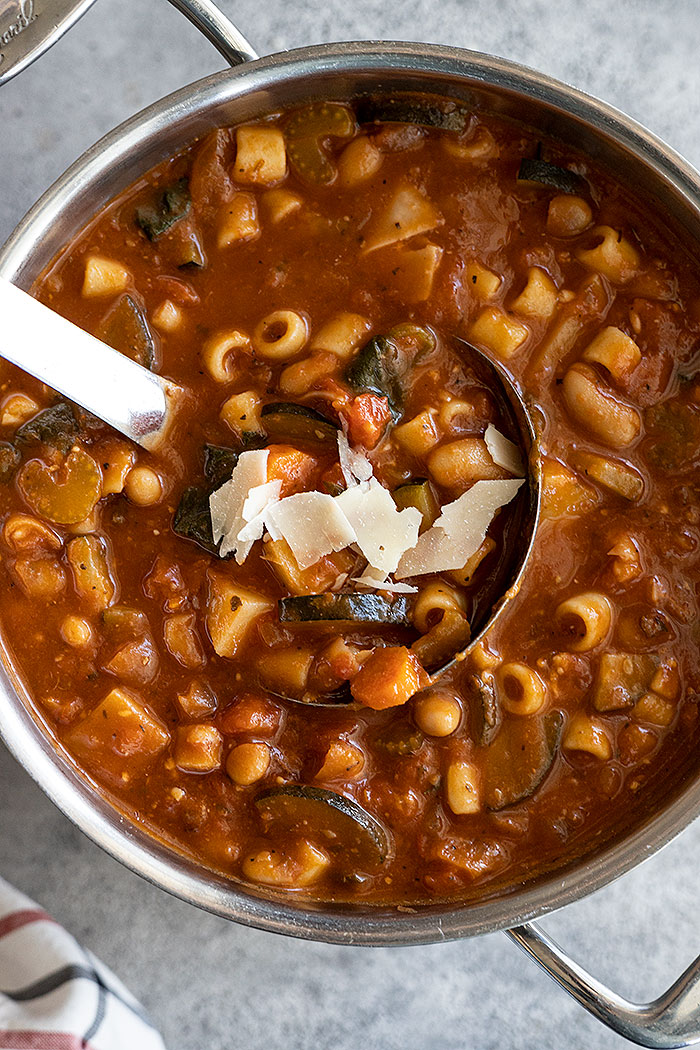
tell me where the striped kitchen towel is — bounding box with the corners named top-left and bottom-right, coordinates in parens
top-left (0, 876), bottom-right (166, 1050)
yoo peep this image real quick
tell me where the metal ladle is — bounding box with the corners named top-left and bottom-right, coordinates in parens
top-left (285, 335), bottom-right (542, 705)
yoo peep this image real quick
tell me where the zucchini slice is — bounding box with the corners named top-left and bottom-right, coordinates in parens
top-left (344, 335), bottom-right (406, 422)
top-left (203, 443), bottom-right (240, 490)
top-left (356, 97), bottom-right (469, 133)
top-left (261, 403), bottom-right (339, 445)
top-left (97, 294), bottom-right (156, 370)
top-left (255, 785), bottom-right (390, 869)
top-left (172, 486), bottom-right (217, 554)
top-left (15, 403), bottom-right (79, 455)
top-left (469, 672), bottom-right (501, 747)
top-left (483, 710), bottom-right (563, 810)
top-left (279, 592), bottom-right (410, 625)
top-left (517, 158), bottom-right (587, 196)
top-left (136, 178), bottom-right (191, 240)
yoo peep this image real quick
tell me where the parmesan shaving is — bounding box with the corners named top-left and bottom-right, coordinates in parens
top-left (395, 479), bottom-right (524, 578)
top-left (351, 573), bottom-right (418, 594)
top-left (235, 480), bottom-right (283, 562)
top-left (263, 491), bottom-right (357, 570)
top-left (209, 449), bottom-right (269, 559)
top-left (335, 477), bottom-right (422, 576)
top-left (337, 430), bottom-right (373, 485)
top-left (484, 424), bottom-right (524, 476)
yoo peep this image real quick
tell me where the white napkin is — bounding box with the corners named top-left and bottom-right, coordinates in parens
top-left (0, 876), bottom-right (166, 1050)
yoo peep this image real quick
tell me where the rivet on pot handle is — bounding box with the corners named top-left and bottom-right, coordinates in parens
top-left (508, 921), bottom-right (700, 1048)
top-left (0, 0), bottom-right (257, 88)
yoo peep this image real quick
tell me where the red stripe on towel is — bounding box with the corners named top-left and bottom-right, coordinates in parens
top-left (0, 911), bottom-right (54, 941)
top-left (0, 1032), bottom-right (95, 1050)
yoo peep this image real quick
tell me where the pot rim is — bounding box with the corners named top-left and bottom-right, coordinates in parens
top-left (2, 40), bottom-right (700, 946)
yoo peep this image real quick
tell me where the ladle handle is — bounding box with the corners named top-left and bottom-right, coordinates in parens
top-left (0, 0), bottom-right (256, 88)
top-left (0, 278), bottom-right (181, 451)
top-left (507, 921), bottom-right (700, 1048)
top-left (165, 0), bottom-right (258, 65)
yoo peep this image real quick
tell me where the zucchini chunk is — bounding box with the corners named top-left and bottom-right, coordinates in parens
top-left (172, 486), bottom-right (217, 554)
top-left (261, 403), bottom-right (339, 445)
top-left (136, 178), bottom-right (191, 240)
top-left (375, 722), bottom-right (425, 756)
top-left (392, 478), bottom-right (439, 532)
top-left (255, 785), bottom-right (390, 869)
top-left (15, 402), bottom-right (79, 455)
top-left (483, 710), bottom-right (563, 810)
top-left (279, 592), bottom-right (410, 625)
top-left (469, 672), bottom-right (501, 747)
top-left (97, 294), bottom-right (156, 370)
top-left (517, 158), bottom-right (587, 196)
top-left (0, 441), bottom-right (20, 482)
top-left (344, 335), bottom-right (406, 422)
top-left (203, 443), bottom-right (240, 490)
top-left (356, 96), bottom-right (469, 133)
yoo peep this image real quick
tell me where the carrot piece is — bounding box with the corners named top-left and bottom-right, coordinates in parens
top-left (340, 394), bottom-right (391, 449)
top-left (351, 646), bottom-right (429, 710)
top-left (266, 444), bottom-right (318, 495)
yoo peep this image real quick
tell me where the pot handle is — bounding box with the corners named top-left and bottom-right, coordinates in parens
top-left (0, 0), bottom-right (257, 88)
top-left (507, 920), bottom-right (700, 1048)
top-left (165, 0), bottom-right (258, 65)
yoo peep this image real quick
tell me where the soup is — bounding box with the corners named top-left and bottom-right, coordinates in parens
top-left (1, 96), bottom-right (699, 902)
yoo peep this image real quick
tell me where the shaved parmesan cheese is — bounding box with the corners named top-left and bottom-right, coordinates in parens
top-left (235, 480), bottom-right (282, 562)
top-left (209, 450), bottom-right (269, 559)
top-left (242, 480), bottom-right (282, 523)
top-left (264, 491), bottom-right (357, 570)
top-left (337, 430), bottom-right (373, 486)
top-left (395, 479), bottom-right (524, 578)
top-left (351, 572), bottom-right (418, 594)
top-left (484, 424), bottom-right (524, 476)
top-left (335, 477), bottom-right (421, 576)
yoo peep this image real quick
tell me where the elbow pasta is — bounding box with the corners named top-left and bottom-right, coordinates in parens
top-left (202, 329), bottom-right (251, 383)
top-left (4, 95), bottom-right (700, 907)
top-left (576, 225), bottom-right (640, 283)
top-left (580, 325), bottom-right (641, 382)
top-left (555, 591), bottom-right (613, 652)
top-left (562, 363), bottom-right (641, 447)
top-left (468, 306), bottom-right (529, 359)
top-left (495, 662), bottom-right (547, 716)
top-left (252, 309), bottom-right (308, 359)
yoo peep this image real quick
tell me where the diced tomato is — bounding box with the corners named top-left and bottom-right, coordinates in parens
top-left (266, 444), bottom-right (318, 495)
top-left (154, 274), bottom-right (200, 305)
top-left (351, 646), bottom-right (429, 710)
top-left (339, 393), bottom-right (391, 449)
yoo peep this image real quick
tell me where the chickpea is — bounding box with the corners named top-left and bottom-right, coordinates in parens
top-left (414, 691), bottom-right (462, 737)
top-left (125, 465), bottom-right (163, 506)
top-left (546, 195), bottom-right (593, 238)
top-left (226, 741), bottom-right (271, 785)
top-left (60, 614), bottom-right (93, 648)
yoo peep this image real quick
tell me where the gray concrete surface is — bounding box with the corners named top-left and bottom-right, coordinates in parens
top-left (1, 1), bottom-right (700, 1047)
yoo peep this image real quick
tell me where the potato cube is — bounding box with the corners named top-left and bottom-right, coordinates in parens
top-left (82, 256), bottom-right (131, 298)
top-left (234, 126), bottom-right (287, 185)
top-left (66, 687), bottom-right (170, 781)
top-left (174, 724), bottom-right (223, 772)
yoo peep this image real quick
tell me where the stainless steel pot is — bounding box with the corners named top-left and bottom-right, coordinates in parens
top-left (1, 2), bottom-right (700, 1045)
